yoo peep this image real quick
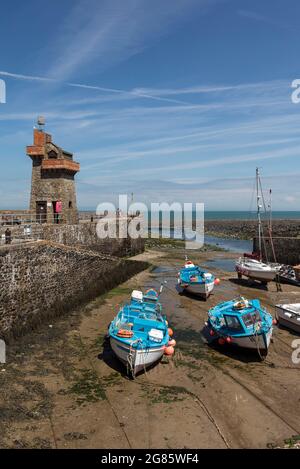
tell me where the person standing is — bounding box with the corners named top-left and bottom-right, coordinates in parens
top-left (5, 228), bottom-right (12, 245)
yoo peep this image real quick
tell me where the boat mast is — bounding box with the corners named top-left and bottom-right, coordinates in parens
top-left (268, 188), bottom-right (277, 263)
top-left (256, 167), bottom-right (262, 261)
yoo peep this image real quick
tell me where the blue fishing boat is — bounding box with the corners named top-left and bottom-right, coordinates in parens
top-left (177, 260), bottom-right (219, 299)
top-left (207, 296), bottom-right (273, 356)
top-left (109, 289), bottom-right (170, 377)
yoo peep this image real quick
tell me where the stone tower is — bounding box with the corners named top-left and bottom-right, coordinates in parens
top-left (26, 122), bottom-right (80, 224)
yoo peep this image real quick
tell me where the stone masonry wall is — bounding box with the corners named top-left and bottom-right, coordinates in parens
top-left (0, 241), bottom-right (148, 341)
top-left (30, 160), bottom-right (78, 224)
top-left (38, 220), bottom-right (145, 257)
top-left (253, 237), bottom-right (300, 265)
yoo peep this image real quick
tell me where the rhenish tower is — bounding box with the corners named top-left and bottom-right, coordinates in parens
top-left (26, 117), bottom-right (80, 224)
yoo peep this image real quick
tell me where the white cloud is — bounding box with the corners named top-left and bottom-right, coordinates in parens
top-left (45, 0), bottom-right (207, 81)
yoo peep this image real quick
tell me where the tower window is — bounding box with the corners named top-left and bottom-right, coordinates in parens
top-left (69, 201), bottom-right (72, 208)
top-left (48, 150), bottom-right (58, 159)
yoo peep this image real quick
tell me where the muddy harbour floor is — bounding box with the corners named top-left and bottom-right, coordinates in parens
top-left (1, 246), bottom-right (300, 449)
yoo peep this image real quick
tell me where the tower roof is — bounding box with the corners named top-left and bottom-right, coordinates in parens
top-left (26, 128), bottom-right (80, 175)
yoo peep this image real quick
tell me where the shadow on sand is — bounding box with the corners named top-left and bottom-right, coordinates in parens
top-left (98, 335), bottom-right (127, 376)
top-left (228, 277), bottom-right (269, 291)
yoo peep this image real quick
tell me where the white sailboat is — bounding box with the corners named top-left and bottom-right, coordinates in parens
top-left (235, 168), bottom-right (278, 284)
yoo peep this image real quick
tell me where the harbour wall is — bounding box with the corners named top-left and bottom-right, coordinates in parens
top-left (0, 241), bottom-right (148, 341)
top-left (38, 220), bottom-right (145, 257)
top-left (0, 219), bottom-right (145, 257)
top-left (253, 237), bottom-right (300, 266)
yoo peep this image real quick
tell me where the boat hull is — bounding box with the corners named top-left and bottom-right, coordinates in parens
top-left (229, 329), bottom-right (272, 352)
top-left (276, 306), bottom-right (300, 334)
top-left (209, 326), bottom-right (272, 353)
top-left (110, 337), bottom-right (165, 376)
top-left (236, 264), bottom-right (276, 283)
top-left (178, 280), bottom-right (214, 298)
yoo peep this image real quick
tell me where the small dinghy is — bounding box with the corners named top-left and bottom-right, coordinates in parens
top-left (275, 303), bottom-right (300, 334)
top-left (178, 260), bottom-right (219, 299)
top-left (109, 289), bottom-right (170, 377)
top-left (207, 296), bottom-right (274, 356)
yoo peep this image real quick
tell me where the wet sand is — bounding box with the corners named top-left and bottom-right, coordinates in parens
top-left (1, 247), bottom-right (300, 449)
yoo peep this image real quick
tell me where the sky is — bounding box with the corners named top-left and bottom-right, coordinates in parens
top-left (0, 0), bottom-right (300, 211)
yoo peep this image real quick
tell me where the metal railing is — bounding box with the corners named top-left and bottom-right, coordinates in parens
top-left (0, 212), bottom-right (67, 226)
top-left (0, 212), bottom-right (63, 246)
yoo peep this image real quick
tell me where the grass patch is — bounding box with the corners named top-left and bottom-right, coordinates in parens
top-left (65, 369), bottom-right (106, 405)
top-left (142, 384), bottom-right (188, 404)
top-left (283, 434), bottom-right (300, 448)
top-left (102, 372), bottom-right (122, 388)
top-left (106, 286), bottom-right (133, 298)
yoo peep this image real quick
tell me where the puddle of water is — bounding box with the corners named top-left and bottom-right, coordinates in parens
top-left (203, 258), bottom-right (236, 272)
top-left (205, 235), bottom-right (252, 253)
top-left (153, 266), bottom-right (175, 274)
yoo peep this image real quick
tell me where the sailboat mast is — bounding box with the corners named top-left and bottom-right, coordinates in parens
top-left (256, 167), bottom-right (262, 261)
top-left (269, 189), bottom-right (272, 233)
top-left (268, 188), bottom-right (277, 263)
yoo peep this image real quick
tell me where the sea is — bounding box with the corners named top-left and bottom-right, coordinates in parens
top-left (80, 210), bottom-right (300, 221)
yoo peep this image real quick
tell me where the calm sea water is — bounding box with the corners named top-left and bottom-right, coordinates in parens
top-left (151, 227), bottom-right (252, 253)
top-left (80, 210), bottom-right (300, 220)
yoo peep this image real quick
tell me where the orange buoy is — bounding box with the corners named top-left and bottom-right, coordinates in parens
top-left (226, 336), bottom-right (232, 344)
top-left (168, 339), bottom-right (176, 347)
top-left (272, 318), bottom-right (278, 325)
top-left (168, 327), bottom-right (174, 337)
top-left (214, 278), bottom-right (220, 285)
top-left (164, 345), bottom-right (175, 356)
top-left (218, 338), bottom-right (225, 345)
top-left (117, 329), bottom-right (133, 338)
top-left (209, 329), bottom-right (215, 336)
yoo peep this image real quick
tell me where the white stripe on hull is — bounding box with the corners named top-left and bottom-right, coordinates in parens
top-left (110, 337), bottom-right (165, 375)
top-left (276, 306), bottom-right (300, 334)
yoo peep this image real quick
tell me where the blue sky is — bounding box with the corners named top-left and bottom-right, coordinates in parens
top-left (0, 0), bottom-right (300, 210)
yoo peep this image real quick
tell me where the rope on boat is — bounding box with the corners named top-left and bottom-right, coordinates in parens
top-left (127, 338), bottom-right (142, 378)
top-left (253, 323), bottom-right (265, 362)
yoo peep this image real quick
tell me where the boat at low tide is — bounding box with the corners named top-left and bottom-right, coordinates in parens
top-left (207, 296), bottom-right (273, 356)
top-left (236, 257), bottom-right (277, 284)
top-left (235, 169), bottom-right (279, 284)
top-left (275, 303), bottom-right (300, 334)
top-left (178, 260), bottom-right (219, 299)
top-left (109, 289), bottom-right (170, 377)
